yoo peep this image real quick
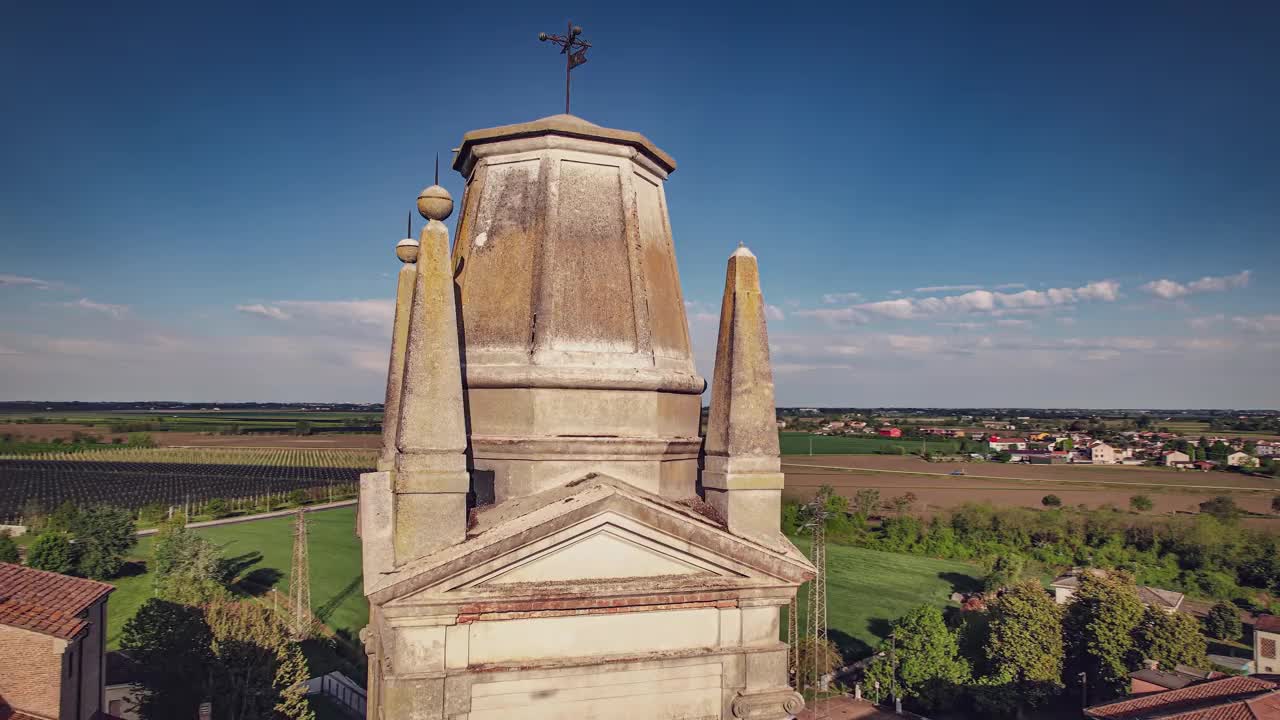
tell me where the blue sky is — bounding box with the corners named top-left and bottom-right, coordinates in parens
top-left (2, 1), bottom-right (1278, 407)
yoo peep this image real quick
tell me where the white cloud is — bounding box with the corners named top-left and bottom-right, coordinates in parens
top-left (887, 335), bottom-right (938, 353)
top-left (765, 304), bottom-right (785, 321)
top-left (1187, 314), bottom-right (1225, 330)
top-left (936, 322), bottom-right (985, 330)
top-left (1231, 314), bottom-right (1280, 334)
top-left (914, 284), bottom-right (983, 293)
top-left (0, 273), bottom-right (58, 290)
top-left (236, 299), bottom-right (395, 330)
top-left (62, 298), bottom-right (128, 318)
top-left (237, 303), bottom-right (292, 321)
top-left (993, 283), bottom-right (1027, 290)
top-left (822, 292), bottom-right (863, 304)
top-left (1141, 270), bottom-right (1251, 299)
top-left (791, 306), bottom-right (870, 325)
top-left (819, 280), bottom-right (1119, 323)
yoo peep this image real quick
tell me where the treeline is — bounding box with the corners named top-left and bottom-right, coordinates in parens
top-left (0, 504), bottom-right (136, 580)
top-left (839, 573), bottom-right (1213, 718)
top-left (785, 491), bottom-right (1280, 612)
top-left (0, 431), bottom-right (155, 455)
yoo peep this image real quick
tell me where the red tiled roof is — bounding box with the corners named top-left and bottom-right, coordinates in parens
top-left (1085, 676), bottom-right (1278, 719)
top-left (0, 562), bottom-right (114, 640)
top-left (1258, 615), bottom-right (1280, 633)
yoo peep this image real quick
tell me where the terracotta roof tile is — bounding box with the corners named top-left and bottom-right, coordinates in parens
top-left (0, 562), bottom-right (114, 640)
top-left (1258, 615), bottom-right (1280, 633)
top-left (1085, 676), bottom-right (1278, 719)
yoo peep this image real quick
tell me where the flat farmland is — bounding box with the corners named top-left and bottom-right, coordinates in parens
top-left (782, 455), bottom-right (1280, 518)
top-left (0, 422), bottom-right (381, 449)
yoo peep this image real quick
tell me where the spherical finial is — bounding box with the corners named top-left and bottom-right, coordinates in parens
top-left (396, 238), bottom-right (419, 264)
top-left (538, 32), bottom-right (548, 41)
top-left (417, 185), bottom-right (453, 221)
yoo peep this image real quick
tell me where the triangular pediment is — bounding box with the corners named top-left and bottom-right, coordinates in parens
top-left (368, 476), bottom-right (814, 605)
top-left (470, 521), bottom-right (712, 586)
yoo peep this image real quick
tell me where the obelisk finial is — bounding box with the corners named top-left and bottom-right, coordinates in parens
top-left (538, 22), bottom-right (591, 114)
top-left (702, 243), bottom-right (785, 547)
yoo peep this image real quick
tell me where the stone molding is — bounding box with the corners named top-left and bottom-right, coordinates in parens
top-left (731, 689), bottom-right (805, 719)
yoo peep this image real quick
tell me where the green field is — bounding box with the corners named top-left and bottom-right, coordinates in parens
top-left (780, 432), bottom-right (970, 456)
top-left (1, 410), bottom-right (380, 435)
top-left (106, 507), bottom-right (366, 649)
top-left (790, 539), bottom-right (981, 658)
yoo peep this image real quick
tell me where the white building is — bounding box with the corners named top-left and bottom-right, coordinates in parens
top-left (1227, 451), bottom-right (1257, 467)
top-left (1089, 442), bottom-right (1119, 464)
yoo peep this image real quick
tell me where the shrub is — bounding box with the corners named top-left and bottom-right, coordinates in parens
top-left (1042, 495), bottom-right (1062, 508)
top-left (27, 532), bottom-right (76, 574)
top-left (286, 489), bottom-right (308, 507)
top-left (204, 498), bottom-right (230, 519)
top-left (0, 531), bottom-right (19, 564)
top-left (1204, 602), bottom-right (1243, 642)
top-left (1129, 495), bottom-right (1154, 512)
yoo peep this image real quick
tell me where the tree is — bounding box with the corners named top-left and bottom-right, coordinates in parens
top-left (980, 580), bottom-right (1064, 713)
top-left (46, 501), bottom-right (81, 532)
top-left (0, 530), bottom-right (19, 564)
top-left (1064, 571), bottom-right (1145, 698)
top-left (891, 492), bottom-right (918, 515)
top-left (794, 635), bottom-right (843, 696)
top-left (863, 605), bottom-right (970, 713)
top-left (1272, 496), bottom-right (1280, 515)
top-left (1199, 496), bottom-right (1240, 522)
top-left (121, 599), bottom-right (214, 720)
top-left (982, 554), bottom-right (1026, 592)
top-left (1136, 606), bottom-right (1207, 670)
top-left (1203, 602), bottom-right (1243, 642)
top-left (292, 420), bottom-right (313, 436)
top-left (26, 531), bottom-right (75, 574)
top-left (204, 498), bottom-right (230, 519)
top-left (1041, 494), bottom-right (1063, 508)
top-left (852, 489), bottom-right (880, 518)
top-left (1129, 495), bottom-right (1154, 512)
top-left (1207, 441), bottom-right (1230, 464)
top-left (205, 600), bottom-right (314, 720)
top-left (152, 522), bottom-right (228, 606)
top-left (71, 505), bottom-right (137, 579)
top-left (1057, 438), bottom-right (1074, 451)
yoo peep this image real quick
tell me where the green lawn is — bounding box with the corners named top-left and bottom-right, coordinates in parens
top-left (780, 431), bottom-right (969, 456)
top-left (790, 539), bottom-right (981, 659)
top-left (106, 507), bottom-right (366, 648)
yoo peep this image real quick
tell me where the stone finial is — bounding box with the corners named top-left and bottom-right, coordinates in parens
top-left (417, 185), bottom-right (453, 222)
top-left (391, 202), bottom-right (470, 564)
top-left (702, 245), bottom-right (785, 546)
top-left (395, 238), bottom-right (419, 264)
top-left (377, 237), bottom-right (419, 472)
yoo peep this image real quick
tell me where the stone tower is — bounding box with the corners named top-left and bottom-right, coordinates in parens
top-left (361, 115), bottom-right (812, 720)
top-left (450, 114), bottom-right (703, 504)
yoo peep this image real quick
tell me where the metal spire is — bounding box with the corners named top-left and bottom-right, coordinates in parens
top-left (538, 22), bottom-right (591, 114)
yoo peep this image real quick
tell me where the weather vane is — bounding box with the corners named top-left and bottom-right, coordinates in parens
top-left (538, 22), bottom-right (591, 115)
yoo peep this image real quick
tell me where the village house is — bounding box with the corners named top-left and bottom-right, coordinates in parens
top-left (877, 427), bottom-right (902, 438)
top-left (986, 436), bottom-right (1027, 451)
top-left (1256, 442), bottom-right (1278, 457)
top-left (1088, 441), bottom-right (1119, 464)
top-left (1162, 450), bottom-right (1190, 466)
top-left (1084, 675), bottom-right (1280, 719)
top-left (1049, 570), bottom-right (1184, 613)
top-left (1227, 451), bottom-right (1258, 467)
top-left (0, 563), bottom-right (115, 720)
top-left (1259, 615), bottom-right (1280, 675)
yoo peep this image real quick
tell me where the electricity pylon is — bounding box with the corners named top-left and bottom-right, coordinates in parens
top-left (289, 509), bottom-right (311, 640)
top-left (799, 489), bottom-right (832, 716)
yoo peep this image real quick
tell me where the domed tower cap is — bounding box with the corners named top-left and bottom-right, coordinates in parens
top-left (452, 114), bottom-right (676, 178)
